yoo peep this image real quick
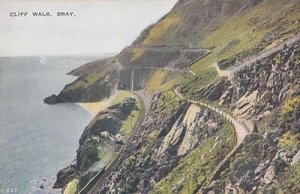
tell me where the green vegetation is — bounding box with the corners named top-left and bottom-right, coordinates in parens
top-left (157, 90), bottom-right (182, 115)
top-left (98, 149), bottom-right (116, 164)
top-left (281, 96), bottom-right (300, 117)
top-left (294, 162), bottom-right (300, 180)
top-left (96, 91), bottom-right (140, 163)
top-left (279, 131), bottom-right (300, 151)
top-left (180, 67), bottom-right (218, 98)
top-left (107, 90), bottom-right (142, 139)
top-left (145, 70), bottom-right (184, 95)
top-left (145, 69), bottom-right (168, 93)
top-left (120, 98), bottom-right (141, 139)
top-left (152, 122), bottom-right (236, 194)
top-left (274, 52), bottom-right (284, 64)
top-left (145, 70), bottom-right (180, 94)
top-left (63, 179), bottom-right (79, 194)
top-left (142, 12), bottom-right (181, 45)
top-left (275, 160), bottom-right (300, 193)
top-left (131, 47), bottom-right (146, 61)
top-left (67, 72), bottom-right (102, 91)
top-left (191, 0), bottom-right (300, 74)
top-left (110, 90), bottom-right (136, 106)
top-left (94, 91), bottom-right (141, 168)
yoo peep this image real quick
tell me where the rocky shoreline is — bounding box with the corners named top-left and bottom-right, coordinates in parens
top-left (53, 97), bottom-right (139, 191)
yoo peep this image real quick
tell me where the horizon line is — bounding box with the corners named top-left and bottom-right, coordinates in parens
top-left (0, 52), bottom-right (117, 58)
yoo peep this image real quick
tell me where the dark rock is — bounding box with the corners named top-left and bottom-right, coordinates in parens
top-left (54, 97), bottom-right (138, 189)
top-left (198, 79), bottom-right (231, 101)
top-left (53, 164), bottom-right (77, 188)
top-left (43, 94), bottom-right (58, 104)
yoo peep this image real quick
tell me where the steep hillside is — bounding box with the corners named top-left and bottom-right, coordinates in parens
top-left (48, 0), bottom-right (300, 193)
top-left (44, 57), bottom-right (118, 104)
top-left (45, 0), bottom-right (299, 104)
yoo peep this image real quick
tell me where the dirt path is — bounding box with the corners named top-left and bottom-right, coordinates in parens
top-left (129, 65), bottom-right (186, 72)
top-left (212, 62), bottom-right (231, 78)
top-left (214, 33), bottom-right (300, 79)
top-left (173, 88), bottom-right (253, 192)
top-left (174, 88), bottom-right (250, 144)
top-left (119, 46), bottom-right (211, 77)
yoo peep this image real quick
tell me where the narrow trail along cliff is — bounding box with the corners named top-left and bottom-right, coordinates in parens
top-left (173, 87), bottom-right (254, 192)
top-left (173, 87), bottom-right (251, 145)
top-left (214, 33), bottom-right (300, 79)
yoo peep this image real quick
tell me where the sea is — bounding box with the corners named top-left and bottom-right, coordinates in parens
top-left (0, 56), bottom-right (102, 194)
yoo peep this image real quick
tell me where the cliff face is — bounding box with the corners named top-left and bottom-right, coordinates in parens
top-left (45, 0), bottom-right (274, 104)
top-left (53, 98), bottom-right (138, 189)
top-left (197, 41), bottom-right (300, 120)
top-left (92, 92), bottom-right (236, 193)
top-left (44, 58), bottom-right (118, 104)
top-left (48, 0), bottom-right (300, 193)
top-left (193, 38), bottom-right (300, 194)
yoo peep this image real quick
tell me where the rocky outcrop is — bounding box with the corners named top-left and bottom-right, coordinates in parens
top-left (205, 128), bottom-right (300, 193)
top-left (156, 104), bottom-right (220, 157)
top-left (53, 161), bottom-right (77, 188)
top-left (197, 42), bottom-right (300, 194)
top-left (198, 79), bottom-right (232, 101)
top-left (233, 43), bottom-right (299, 120)
top-left (44, 0), bottom-right (278, 105)
top-left (53, 98), bottom-right (137, 189)
top-left (92, 92), bottom-right (228, 193)
top-left (198, 42), bottom-right (300, 121)
top-left (44, 58), bottom-right (119, 104)
top-left (46, 0), bottom-right (300, 193)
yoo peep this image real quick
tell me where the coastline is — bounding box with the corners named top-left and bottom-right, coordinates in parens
top-left (77, 90), bottom-right (136, 116)
top-left (78, 101), bottom-right (109, 116)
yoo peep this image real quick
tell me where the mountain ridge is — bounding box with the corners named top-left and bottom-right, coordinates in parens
top-left (47, 0), bottom-right (300, 193)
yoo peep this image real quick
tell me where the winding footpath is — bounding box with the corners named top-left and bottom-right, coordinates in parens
top-left (81, 87), bottom-right (251, 193)
top-left (215, 33), bottom-right (300, 80)
top-left (173, 88), bottom-right (253, 192)
top-left (173, 88), bottom-right (251, 144)
top-left (76, 35), bottom-right (300, 192)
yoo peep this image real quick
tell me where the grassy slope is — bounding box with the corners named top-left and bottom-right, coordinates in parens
top-left (192, 0), bottom-right (300, 73)
top-left (110, 90), bottom-right (136, 105)
top-left (152, 122), bottom-right (236, 194)
top-left (145, 70), bottom-right (184, 94)
top-left (157, 90), bottom-right (183, 115)
top-left (130, 9), bottom-right (183, 93)
top-left (136, 0), bottom-right (300, 94)
top-left (62, 0), bottom-right (299, 192)
top-left (58, 0), bottom-right (300, 100)
top-left (180, 67), bottom-right (219, 99)
top-left (63, 179), bottom-right (79, 194)
top-left (96, 90), bottom-right (141, 163)
top-left (141, 12), bottom-right (181, 45)
top-left (131, 47), bottom-right (146, 61)
top-left (110, 90), bottom-right (141, 139)
top-left (120, 95), bottom-right (141, 139)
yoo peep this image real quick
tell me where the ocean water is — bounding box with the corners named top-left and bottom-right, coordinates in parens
top-left (0, 56), bottom-right (100, 193)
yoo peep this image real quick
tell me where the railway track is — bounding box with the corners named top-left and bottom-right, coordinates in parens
top-left (80, 92), bottom-right (146, 194)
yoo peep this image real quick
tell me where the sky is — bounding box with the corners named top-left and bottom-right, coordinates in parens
top-left (0, 0), bottom-right (177, 57)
